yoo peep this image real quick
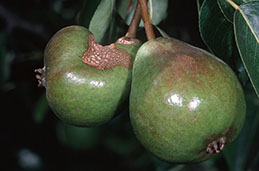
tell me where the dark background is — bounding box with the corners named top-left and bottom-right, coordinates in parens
top-left (1, 0), bottom-right (258, 171)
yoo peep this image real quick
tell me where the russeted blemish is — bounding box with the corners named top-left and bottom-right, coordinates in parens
top-left (81, 34), bottom-right (133, 70)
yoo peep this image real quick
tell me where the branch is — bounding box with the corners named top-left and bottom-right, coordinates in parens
top-left (126, 2), bottom-right (142, 38)
top-left (139, 0), bottom-right (155, 40)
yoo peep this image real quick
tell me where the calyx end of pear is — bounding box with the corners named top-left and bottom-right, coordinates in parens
top-left (206, 136), bottom-right (226, 154)
top-left (34, 67), bottom-right (46, 87)
top-left (203, 126), bottom-right (237, 156)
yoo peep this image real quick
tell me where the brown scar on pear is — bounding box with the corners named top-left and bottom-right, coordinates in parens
top-left (82, 34), bottom-right (140, 70)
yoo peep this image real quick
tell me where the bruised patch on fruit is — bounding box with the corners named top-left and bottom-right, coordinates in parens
top-left (34, 67), bottom-right (46, 87)
top-left (82, 34), bottom-right (133, 70)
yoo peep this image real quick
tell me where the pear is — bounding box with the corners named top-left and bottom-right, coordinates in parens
top-left (130, 37), bottom-right (246, 163)
top-left (36, 25), bottom-right (141, 127)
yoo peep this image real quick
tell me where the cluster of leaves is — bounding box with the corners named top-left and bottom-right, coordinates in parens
top-left (0, 0), bottom-right (258, 170)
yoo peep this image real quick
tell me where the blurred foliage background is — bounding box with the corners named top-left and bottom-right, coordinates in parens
top-left (1, 0), bottom-right (259, 170)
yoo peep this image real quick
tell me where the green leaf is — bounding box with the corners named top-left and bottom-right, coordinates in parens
top-left (199, 0), bottom-right (234, 64)
top-left (217, 0), bottom-right (242, 23)
top-left (234, 1), bottom-right (259, 97)
top-left (118, 0), bottom-right (168, 27)
top-left (236, 56), bottom-right (249, 86)
top-left (217, 0), bottom-right (259, 23)
top-left (149, 0), bottom-right (168, 25)
top-left (155, 26), bottom-right (170, 38)
top-left (197, 0), bottom-right (202, 13)
top-left (117, 0), bottom-right (131, 20)
top-left (89, 0), bottom-right (114, 43)
top-left (76, 0), bottom-right (101, 28)
top-left (56, 121), bottom-right (101, 151)
top-left (33, 94), bottom-right (49, 124)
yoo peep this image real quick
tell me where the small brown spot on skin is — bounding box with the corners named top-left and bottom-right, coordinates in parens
top-left (138, 112), bottom-right (158, 137)
top-left (82, 34), bottom-right (134, 70)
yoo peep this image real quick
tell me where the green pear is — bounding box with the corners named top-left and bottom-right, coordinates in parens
top-left (36, 25), bottom-right (141, 127)
top-left (130, 37), bottom-right (246, 163)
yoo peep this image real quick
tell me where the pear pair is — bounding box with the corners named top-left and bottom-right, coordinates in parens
top-left (37, 25), bottom-right (246, 163)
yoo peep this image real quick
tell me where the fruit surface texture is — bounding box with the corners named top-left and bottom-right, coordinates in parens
top-left (130, 37), bottom-right (246, 163)
top-left (43, 25), bottom-right (140, 127)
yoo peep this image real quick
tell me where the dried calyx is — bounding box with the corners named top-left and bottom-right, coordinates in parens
top-left (34, 67), bottom-right (45, 87)
top-left (206, 137), bottom-right (227, 154)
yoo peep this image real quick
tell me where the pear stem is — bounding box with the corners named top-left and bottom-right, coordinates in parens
top-left (139, 0), bottom-right (155, 40)
top-left (126, 2), bottom-right (142, 38)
